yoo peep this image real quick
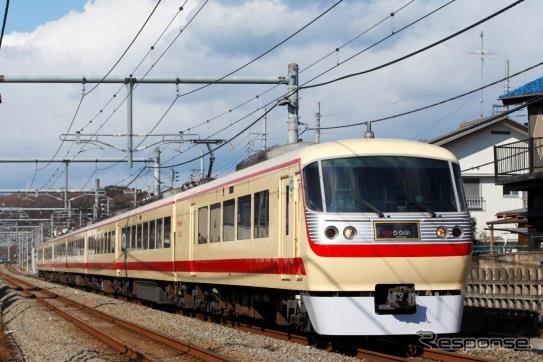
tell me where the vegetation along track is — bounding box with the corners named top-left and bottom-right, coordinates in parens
top-left (0, 265), bottom-right (232, 362)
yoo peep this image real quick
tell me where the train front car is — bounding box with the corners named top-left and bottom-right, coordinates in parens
top-left (299, 138), bottom-right (472, 336)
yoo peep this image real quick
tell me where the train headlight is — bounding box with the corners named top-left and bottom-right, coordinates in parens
top-left (436, 226), bottom-right (447, 239)
top-left (324, 226), bottom-right (339, 239)
top-left (452, 226), bottom-right (462, 238)
top-left (343, 226), bottom-right (357, 240)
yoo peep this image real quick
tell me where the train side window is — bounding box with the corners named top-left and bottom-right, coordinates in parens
top-left (198, 206), bottom-right (209, 244)
top-left (254, 190), bottom-right (269, 238)
top-left (149, 220), bottom-right (156, 249)
top-left (121, 228), bottom-right (126, 250)
top-left (130, 226), bottom-right (136, 250)
top-left (138, 224), bottom-right (144, 249)
top-left (164, 217), bottom-right (171, 248)
top-left (237, 195), bottom-right (251, 240)
top-left (223, 199), bottom-right (235, 241)
top-left (143, 222), bottom-right (149, 249)
top-left (286, 185), bottom-right (289, 236)
top-left (157, 219), bottom-right (164, 248)
top-left (210, 203), bottom-right (221, 243)
top-left (111, 231), bottom-right (116, 253)
top-left (303, 162), bottom-right (323, 212)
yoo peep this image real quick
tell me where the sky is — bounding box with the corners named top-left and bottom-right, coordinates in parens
top-left (0, 0), bottom-right (541, 192)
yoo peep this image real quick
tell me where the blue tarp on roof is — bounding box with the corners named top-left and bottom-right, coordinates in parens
top-left (500, 75), bottom-right (543, 99)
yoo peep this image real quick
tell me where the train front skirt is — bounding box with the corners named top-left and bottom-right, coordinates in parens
top-left (302, 293), bottom-right (463, 335)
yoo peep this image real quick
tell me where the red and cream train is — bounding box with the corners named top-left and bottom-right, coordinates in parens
top-left (37, 138), bottom-right (472, 335)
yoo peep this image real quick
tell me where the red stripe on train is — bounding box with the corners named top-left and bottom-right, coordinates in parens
top-left (307, 241), bottom-right (472, 257)
top-left (38, 257), bottom-right (307, 275)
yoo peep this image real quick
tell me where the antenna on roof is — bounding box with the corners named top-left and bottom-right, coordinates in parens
top-left (469, 30), bottom-right (497, 118)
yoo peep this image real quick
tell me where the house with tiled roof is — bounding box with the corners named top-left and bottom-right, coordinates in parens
top-left (430, 116), bottom-right (527, 243)
top-left (494, 75), bottom-right (543, 250)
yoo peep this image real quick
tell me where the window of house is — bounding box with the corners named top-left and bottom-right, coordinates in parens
top-left (463, 178), bottom-right (483, 210)
top-left (502, 186), bottom-right (520, 197)
top-left (463, 178), bottom-right (481, 199)
top-left (223, 199), bottom-right (235, 241)
top-left (237, 195), bottom-right (251, 240)
top-left (254, 190), bottom-right (269, 238)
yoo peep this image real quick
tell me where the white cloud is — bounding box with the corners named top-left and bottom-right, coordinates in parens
top-left (0, 0), bottom-right (541, 189)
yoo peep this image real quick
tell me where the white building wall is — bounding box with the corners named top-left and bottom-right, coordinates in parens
top-left (468, 177), bottom-right (523, 241)
top-left (439, 123), bottom-right (526, 242)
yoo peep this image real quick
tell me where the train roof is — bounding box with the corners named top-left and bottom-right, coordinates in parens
top-left (40, 138), bottom-right (456, 246)
top-left (296, 138), bottom-right (458, 165)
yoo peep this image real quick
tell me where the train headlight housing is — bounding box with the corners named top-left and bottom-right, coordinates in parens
top-left (324, 226), bottom-right (339, 239)
top-left (436, 226), bottom-right (447, 239)
top-left (343, 226), bottom-right (357, 240)
top-left (452, 226), bottom-right (462, 238)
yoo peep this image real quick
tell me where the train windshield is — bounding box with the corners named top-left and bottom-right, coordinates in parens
top-left (304, 156), bottom-right (465, 213)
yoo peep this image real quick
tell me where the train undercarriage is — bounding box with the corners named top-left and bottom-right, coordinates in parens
top-left (38, 271), bottom-right (311, 334)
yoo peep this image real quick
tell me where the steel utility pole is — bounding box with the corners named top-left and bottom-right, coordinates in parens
top-left (315, 101), bottom-right (321, 144)
top-left (154, 148), bottom-right (161, 196)
top-left (94, 178), bottom-right (100, 220)
top-left (286, 63), bottom-right (299, 144)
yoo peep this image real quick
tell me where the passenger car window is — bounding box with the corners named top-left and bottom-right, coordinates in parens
top-left (254, 190), bottom-right (269, 238)
top-left (210, 203), bottom-right (221, 243)
top-left (164, 217), bottom-right (171, 248)
top-left (237, 195), bottom-right (251, 240)
top-left (198, 206), bottom-right (209, 244)
top-left (223, 199), bottom-right (235, 241)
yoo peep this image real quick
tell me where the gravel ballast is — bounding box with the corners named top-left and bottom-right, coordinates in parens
top-left (4, 273), bottom-right (543, 361)
top-left (1, 275), bottom-right (356, 361)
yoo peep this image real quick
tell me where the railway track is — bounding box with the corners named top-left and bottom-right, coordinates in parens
top-left (4, 266), bottom-right (496, 362)
top-left (0, 265), bottom-right (232, 362)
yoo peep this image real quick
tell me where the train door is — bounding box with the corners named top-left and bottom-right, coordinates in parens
top-left (189, 203), bottom-right (196, 276)
top-left (279, 176), bottom-right (294, 280)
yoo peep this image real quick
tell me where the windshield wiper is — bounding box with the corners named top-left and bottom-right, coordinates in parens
top-left (355, 196), bottom-right (385, 218)
top-left (405, 196), bottom-right (437, 218)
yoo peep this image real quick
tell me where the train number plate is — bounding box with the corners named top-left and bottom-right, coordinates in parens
top-left (375, 284), bottom-right (416, 315)
top-left (374, 222), bottom-right (419, 240)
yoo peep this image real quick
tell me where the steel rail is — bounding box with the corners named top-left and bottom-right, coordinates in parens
top-left (12, 265), bottom-right (498, 362)
top-left (0, 267), bottom-right (232, 362)
top-left (421, 348), bottom-right (496, 362)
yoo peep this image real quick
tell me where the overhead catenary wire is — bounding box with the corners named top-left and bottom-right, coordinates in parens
top-left (43, 2), bottom-right (190, 190)
top-left (69, 1), bottom-right (198, 177)
top-left (134, 0), bottom-right (345, 151)
top-left (157, 103), bottom-right (279, 169)
top-left (177, 0), bottom-right (417, 136)
top-left (301, 0), bottom-right (525, 90)
top-left (305, 59), bottom-right (543, 131)
top-left (157, 0), bottom-right (500, 171)
top-left (157, 0), bottom-right (440, 169)
top-left (34, 0), bottom-right (166, 188)
top-left (107, 0), bottom-right (525, 188)
top-left (459, 96), bottom-right (543, 173)
top-left (84, 0), bottom-right (163, 96)
top-left (0, 0), bottom-right (9, 49)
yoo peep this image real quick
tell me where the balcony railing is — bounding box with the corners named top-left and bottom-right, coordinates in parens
top-left (466, 197), bottom-right (485, 211)
top-left (494, 137), bottom-right (543, 178)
